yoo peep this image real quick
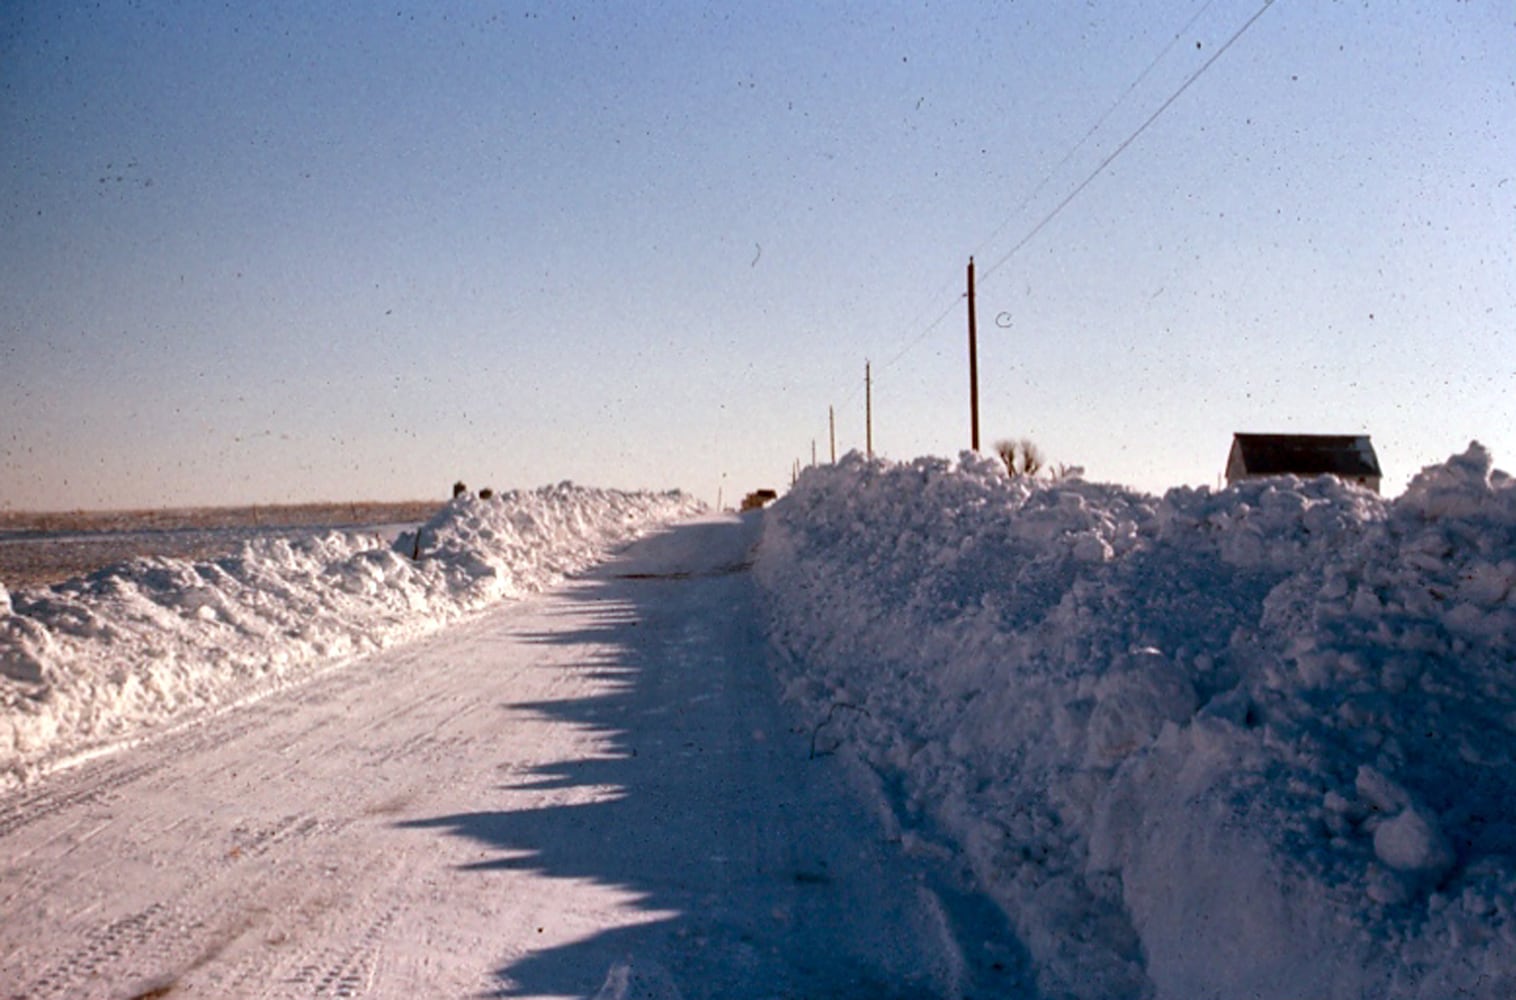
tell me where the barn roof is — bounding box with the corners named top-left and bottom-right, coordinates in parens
top-left (1231, 433), bottom-right (1381, 479)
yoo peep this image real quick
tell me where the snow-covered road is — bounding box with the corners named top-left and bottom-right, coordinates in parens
top-left (0, 513), bottom-right (1020, 999)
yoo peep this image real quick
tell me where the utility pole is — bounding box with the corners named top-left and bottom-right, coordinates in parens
top-left (967, 255), bottom-right (980, 452)
top-left (811, 439), bottom-right (817, 467)
top-left (828, 405), bottom-right (836, 463)
top-left (865, 361), bottom-right (873, 460)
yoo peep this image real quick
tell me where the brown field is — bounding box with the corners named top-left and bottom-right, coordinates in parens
top-left (0, 501), bottom-right (441, 590)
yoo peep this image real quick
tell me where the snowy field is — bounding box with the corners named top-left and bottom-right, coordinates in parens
top-left (0, 502), bottom-right (442, 589)
top-left (756, 443), bottom-right (1516, 999)
top-left (0, 485), bottom-right (702, 786)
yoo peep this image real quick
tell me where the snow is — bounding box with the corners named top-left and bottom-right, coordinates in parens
top-left (0, 484), bottom-right (702, 787)
top-left (5, 444), bottom-right (1516, 996)
top-left (0, 512), bottom-right (1003, 998)
top-left (754, 443), bottom-right (1516, 999)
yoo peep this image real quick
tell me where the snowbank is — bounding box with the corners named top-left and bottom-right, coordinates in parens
top-left (756, 445), bottom-right (1516, 999)
top-left (0, 484), bottom-right (702, 786)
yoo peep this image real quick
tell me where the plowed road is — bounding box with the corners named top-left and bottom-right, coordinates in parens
top-left (1, 514), bottom-right (1020, 998)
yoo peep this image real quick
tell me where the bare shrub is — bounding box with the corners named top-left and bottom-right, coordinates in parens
top-left (994, 439), bottom-right (1017, 476)
top-left (994, 438), bottom-right (1047, 478)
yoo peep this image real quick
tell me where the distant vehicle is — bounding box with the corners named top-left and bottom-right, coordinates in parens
top-left (740, 489), bottom-right (778, 511)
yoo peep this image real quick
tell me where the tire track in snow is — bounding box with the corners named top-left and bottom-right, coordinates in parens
top-left (285, 910), bottom-right (397, 998)
top-left (7, 807), bottom-right (388, 999)
top-left (230, 813), bottom-right (323, 859)
top-left (0, 710), bottom-right (269, 838)
top-left (0, 613), bottom-right (472, 997)
top-left (19, 902), bottom-right (175, 999)
top-left (0, 758), bottom-right (164, 838)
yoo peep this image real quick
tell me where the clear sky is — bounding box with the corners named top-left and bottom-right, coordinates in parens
top-left (2, 1), bottom-right (1512, 511)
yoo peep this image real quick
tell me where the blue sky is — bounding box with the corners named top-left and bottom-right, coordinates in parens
top-left (2, 1), bottom-right (1512, 510)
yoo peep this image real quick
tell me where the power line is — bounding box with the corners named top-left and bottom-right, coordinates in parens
top-left (971, 0), bottom-right (1222, 263)
top-left (980, 0), bottom-right (1276, 286)
top-left (821, 0), bottom-right (1277, 450)
top-left (872, 0), bottom-right (1250, 377)
top-left (878, 294), bottom-right (963, 373)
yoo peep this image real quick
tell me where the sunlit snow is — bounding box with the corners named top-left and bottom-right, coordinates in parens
top-left (4, 447), bottom-right (1514, 997)
top-left (0, 484), bottom-right (702, 785)
top-left (756, 442), bottom-right (1516, 999)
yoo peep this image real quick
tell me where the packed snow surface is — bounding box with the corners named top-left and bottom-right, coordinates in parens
top-left (1, 513), bottom-right (993, 998)
top-left (0, 484), bottom-right (702, 786)
top-left (755, 444), bottom-right (1516, 1000)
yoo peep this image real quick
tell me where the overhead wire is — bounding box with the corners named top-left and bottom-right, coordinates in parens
top-left (979, 0), bottom-right (1276, 285)
top-left (867, 0), bottom-right (1246, 380)
top-left (820, 0), bottom-right (1278, 448)
top-left (970, 0), bottom-right (1222, 264)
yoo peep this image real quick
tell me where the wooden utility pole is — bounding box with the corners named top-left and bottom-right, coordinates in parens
top-left (865, 361), bottom-right (873, 459)
top-left (967, 256), bottom-right (980, 452)
top-left (829, 405), bottom-right (836, 463)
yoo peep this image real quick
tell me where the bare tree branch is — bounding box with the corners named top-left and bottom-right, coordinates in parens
top-left (1018, 438), bottom-right (1044, 477)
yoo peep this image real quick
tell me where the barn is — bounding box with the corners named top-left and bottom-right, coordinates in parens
top-left (1225, 433), bottom-right (1382, 493)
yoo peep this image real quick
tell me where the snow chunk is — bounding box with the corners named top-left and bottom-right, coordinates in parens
top-left (1374, 806), bottom-right (1454, 876)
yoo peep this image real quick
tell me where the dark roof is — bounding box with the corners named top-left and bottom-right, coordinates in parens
top-left (1232, 433), bottom-right (1381, 478)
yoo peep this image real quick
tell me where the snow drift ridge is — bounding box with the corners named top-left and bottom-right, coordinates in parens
top-left (755, 444), bottom-right (1516, 1000)
top-left (0, 484), bottom-right (702, 787)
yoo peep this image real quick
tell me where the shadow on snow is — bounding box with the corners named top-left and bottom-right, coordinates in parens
top-left (398, 517), bottom-right (1029, 999)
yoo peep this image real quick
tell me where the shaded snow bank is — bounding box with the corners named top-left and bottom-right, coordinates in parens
top-left (755, 445), bottom-right (1516, 1000)
top-left (0, 484), bottom-right (702, 786)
